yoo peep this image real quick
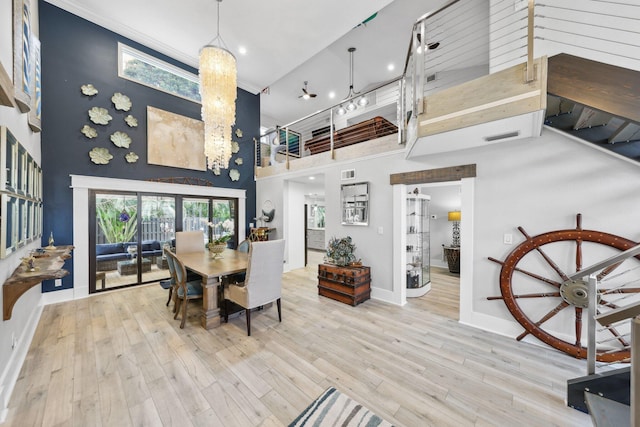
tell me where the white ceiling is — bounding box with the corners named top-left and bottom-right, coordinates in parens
top-left (43, 0), bottom-right (450, 125)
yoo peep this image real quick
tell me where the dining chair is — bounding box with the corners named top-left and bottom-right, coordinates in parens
top-left (175, 230), bottom-right (205, 254)
top-left (162, 247), bottom-right (203, 313)
top-left (224, 238), bottom-right (251, 285)
top-left (237, 239), bottom-right (250, 253)
top-left (159, 277), bottom-right (173, 307)
top-left (223, 239), bottom-right (285, 336)
top-left (165, 249), bottom-right (204, 328)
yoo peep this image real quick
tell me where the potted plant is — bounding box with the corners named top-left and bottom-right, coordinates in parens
top-left (207, 221), bottom-right (233, 258)
top-left (325, 236), bottom-right (360, 266)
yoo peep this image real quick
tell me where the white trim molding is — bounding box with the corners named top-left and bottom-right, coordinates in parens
top-left (69, 174), bottom-right (246, 302)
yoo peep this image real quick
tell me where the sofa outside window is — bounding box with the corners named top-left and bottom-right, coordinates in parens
top-left (96, 240), bottom-right (164, 271)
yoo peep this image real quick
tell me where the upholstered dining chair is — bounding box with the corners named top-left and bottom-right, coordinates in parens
top-left (165, 249), bottom-right (204, 328)
top-left (175, 230), bottom-right (205, 254)
top-left (223, 239), bottom-right (285, 336)
top-left (237, 239), bottom-right (250, 253)
top-left (224, 238), bottom-right (251, 285)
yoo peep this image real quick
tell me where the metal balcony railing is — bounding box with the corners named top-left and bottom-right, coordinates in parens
top-left (255, 0), bottom-right (491, 171)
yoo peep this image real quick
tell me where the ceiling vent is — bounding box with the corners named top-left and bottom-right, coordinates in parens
top-left (341, 169), bottom-right (356, 180)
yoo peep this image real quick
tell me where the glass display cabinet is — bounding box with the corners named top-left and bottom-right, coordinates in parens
top-left (405, 193), bottom-right (430, 297)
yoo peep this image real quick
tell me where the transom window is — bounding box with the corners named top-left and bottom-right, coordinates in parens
top-left (117, 42), bottom-right (201, 103)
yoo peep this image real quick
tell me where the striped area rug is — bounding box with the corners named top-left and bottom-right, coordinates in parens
top-left (289, 387), bottom-right (393, 426)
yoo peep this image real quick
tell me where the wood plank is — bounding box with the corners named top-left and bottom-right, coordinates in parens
top-left (3, 245), bottom-right (74, 320)
top-left (548, 53), bottom-right (640, 123)
top-left (390, 164), bottom-right (476, 185)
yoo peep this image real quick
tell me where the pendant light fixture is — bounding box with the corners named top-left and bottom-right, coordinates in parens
top-left (199, 0), bottom-right (236, 170)
top-left (336, 47), bottom-right (367, 116)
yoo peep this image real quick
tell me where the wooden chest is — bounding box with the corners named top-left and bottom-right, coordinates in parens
top-left (317, 264), bottom-right (371, 306)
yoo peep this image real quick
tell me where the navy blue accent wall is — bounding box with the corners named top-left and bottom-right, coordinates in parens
top-left (39, 1), bottom-right (258, 292)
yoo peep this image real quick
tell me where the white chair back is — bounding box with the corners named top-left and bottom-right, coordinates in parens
top-left (176, 231), bottom-right (205, 254)
top-left (244, 239), bottom-right (285, 309)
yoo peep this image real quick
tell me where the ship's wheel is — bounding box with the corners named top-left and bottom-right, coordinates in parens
top-left (488, 214), bottom-right (640, 363)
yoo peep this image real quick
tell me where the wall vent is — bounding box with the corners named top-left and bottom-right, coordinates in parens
top-left (484, 131), bottom-right (520, 142)
top-left (426, 73), bottom-right (436, 82)
top-left (341, 169), bottom-right (356, 180)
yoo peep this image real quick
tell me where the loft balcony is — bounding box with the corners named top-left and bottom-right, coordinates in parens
top-left (255, 0), bottom-right (640, 178)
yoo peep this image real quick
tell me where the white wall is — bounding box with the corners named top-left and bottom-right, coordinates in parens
top-left (257, 125), bottom-right (640, 346)
top-left (0, 0), bottom-right (42, 421)
top-left (490, 0), bottom-right (640, 73)
top-left (283, 181), bottom-right (306, 270)
top-left (419, 184), bottom-right (461, 269)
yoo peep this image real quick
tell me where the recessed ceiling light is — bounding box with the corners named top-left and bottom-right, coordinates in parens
top-left (238, 46), bottom-right (247, 55)
top-left (387, 63), bottom-right (395, 71)
top-left (309, 176), bottom-right (315, 180)
top-left (328, 91), bottom-right (336, 99)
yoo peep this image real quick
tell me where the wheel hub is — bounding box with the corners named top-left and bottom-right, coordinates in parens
top-left (560, 280), bottom-right (592, 308)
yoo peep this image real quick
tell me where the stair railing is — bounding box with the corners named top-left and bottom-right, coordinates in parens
top-left (567, 242), bottom-right (640, 424)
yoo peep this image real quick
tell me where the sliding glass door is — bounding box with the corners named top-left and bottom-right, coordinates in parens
top-left (91, 192), bottom-right (237, 293)
top-left (183, 197), bottom-right (237, 247)
top-left (93, 192), bottom-right (175, 292)
top-left (140, 195), bottom-right (175, 284)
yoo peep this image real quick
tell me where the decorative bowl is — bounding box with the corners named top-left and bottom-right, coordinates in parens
top-left (208, 243), bottom-right (226, 258)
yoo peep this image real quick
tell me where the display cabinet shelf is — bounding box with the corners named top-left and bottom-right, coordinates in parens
top-left (405, 193), bottom-right (430, 297)
top-left (3, 245), bottom-right (73, 320)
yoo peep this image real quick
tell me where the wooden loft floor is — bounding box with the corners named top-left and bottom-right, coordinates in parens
top-left (3, 264), bottom-right (590, 426)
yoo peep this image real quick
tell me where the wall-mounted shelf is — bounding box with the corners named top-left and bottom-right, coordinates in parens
top-left (3, 245), bottom-right (73, 320)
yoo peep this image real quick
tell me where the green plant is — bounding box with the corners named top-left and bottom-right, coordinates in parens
top-left (325, 236), bottom-right (357, 266)
top-left (209, 234), bottom-right (232, 245)
top-left (96, 200), bottom-right (137, 243)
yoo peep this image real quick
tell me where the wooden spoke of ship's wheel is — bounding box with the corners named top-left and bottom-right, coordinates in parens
top-left (596, 308), bottom-right (630, 347)
top-left (486, 292), bottom-right (561, 300)
top-left (488, 213), bottom-right (640, 362)
top-left (488, 257), bottom-right (561, 288)
top-left (598, 261), bottom-right (625, 281)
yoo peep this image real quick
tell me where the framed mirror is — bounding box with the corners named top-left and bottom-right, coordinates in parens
top-left (341, 182), bottom-right (369, 226)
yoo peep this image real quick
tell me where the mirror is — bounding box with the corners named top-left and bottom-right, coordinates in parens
top-left (341, 182), bottom-right (369, 226)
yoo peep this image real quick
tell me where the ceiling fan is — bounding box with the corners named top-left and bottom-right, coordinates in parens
top-left (299, 81), bottom-right (317, 99)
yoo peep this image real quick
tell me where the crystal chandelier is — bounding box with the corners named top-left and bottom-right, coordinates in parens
top-left (199, 0), bottom-right (236, 170)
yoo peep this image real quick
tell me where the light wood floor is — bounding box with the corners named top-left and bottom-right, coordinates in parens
top-left (4, 263), bottom-right (591, 426)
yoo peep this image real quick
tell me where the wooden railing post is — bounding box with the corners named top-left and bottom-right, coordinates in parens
top-left (525, 0), bottom-right (535, 82)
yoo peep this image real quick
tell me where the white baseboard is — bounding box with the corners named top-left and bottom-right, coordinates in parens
top-left (41, 287), bottom-right (76, 306)
top-left (371, 286), bottom-right (406, 306)
top-left (0, 303), bottom-right (43, 423)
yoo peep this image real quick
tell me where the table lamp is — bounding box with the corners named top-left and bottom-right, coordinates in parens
top-left (448, 211), bottom-right (461, 247)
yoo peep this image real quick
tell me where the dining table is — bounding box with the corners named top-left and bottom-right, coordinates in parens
top-left (175, 248), bottom-right (248, 329)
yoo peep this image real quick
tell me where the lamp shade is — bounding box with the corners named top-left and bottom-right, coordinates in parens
top-left (448, 211), bottom-right (461, 221)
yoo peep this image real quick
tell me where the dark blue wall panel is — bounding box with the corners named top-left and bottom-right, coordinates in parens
top-left (39, 1), bottom-right (258, 292)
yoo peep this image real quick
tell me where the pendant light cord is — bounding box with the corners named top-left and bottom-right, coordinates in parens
top-left (206, 0), bottom-right (229, 50)
top-left (344, 47), bottom-right (360, 100)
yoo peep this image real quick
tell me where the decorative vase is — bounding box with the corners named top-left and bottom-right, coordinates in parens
top-left (208, 243), bottom-right (227, 258)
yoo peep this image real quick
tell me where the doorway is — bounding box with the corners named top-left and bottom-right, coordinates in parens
top-left (90, 191), bottom-right (239, 293)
